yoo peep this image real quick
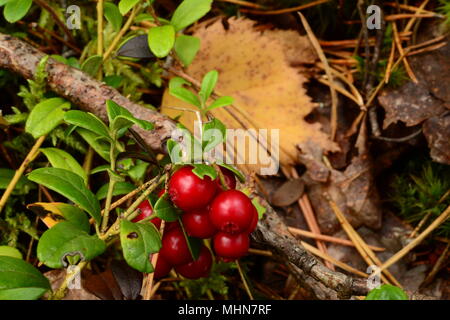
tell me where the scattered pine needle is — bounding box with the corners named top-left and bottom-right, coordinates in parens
top-left (217, 0), bottom-right (265, 9)
top-left (300, 241), bottom-right (368, 278)
top-left (298, 12), bottom-right (338, 141)
top-left (392, 22), bottom-right (418, 83)
top-left (288, 227), bottom-right (385, 251)
top-left (288, 166), bottom-right (335, 271)
top-left (240, 0), bottom-right (329, 15)
top-left (328, 198), bottom-right (403, 288)
top-left (377, 204), bottom-right (450, 275)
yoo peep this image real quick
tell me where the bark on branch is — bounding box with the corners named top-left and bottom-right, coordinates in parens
top-left (0, 33), bottom-right (175, 153)
top-left (1, 33), bottom-right (371, 299)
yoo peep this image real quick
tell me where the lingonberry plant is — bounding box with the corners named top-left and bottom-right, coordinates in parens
top-left (0, 0), bottom-right (266, 301)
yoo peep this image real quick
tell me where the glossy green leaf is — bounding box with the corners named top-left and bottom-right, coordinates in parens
top-left (153, 195), bottom-right (180, 222)
top-left (64, 111), bottom-right (111, 140)
top-left (67, 57), bottom-right (81, 69)
top-left (0, 168), bottom-right (35, 195)
top-left (169, 87), bottom-right (201, 108)
top-left (37, 222), bottom-right (106, 269)
top-left (365, 284), bottom-right (408, 300)
top-left (191, 164), bottom-right (217, 180)
top-left (27, 202), bottom-right (90, 233)
top-left (3, 0), bottom-right (32, 23)
top-left (148, 25), bottom-right (175, 58)
top-left (0, 256), bottom-right (50, 300)
top-left (202, 118), bottom-right (226, 152)
top-left (40, 148), bottom-right (87, 184)
top-left (25, 98), bottom-right (71, 138)
top-left (127, 161), bottom-right (149, 182)
top-left (106, 100), bottom-right (154, 132)
top-left (199, 70), bottom-right (218, 103)
top-left (174, 35), bottom-right (200, 66)
top-left (28, 168), bottom-right (101, 223)
top-left (104, 2), bottom-right (123, 32)
top-left (120, 220), bottom-right (162, 273)
top-left (169, 76), bottom-right (191, 90)
top-left (104, 75), bottom-right (123, 88)
top-left (206, 96), bottom-right (234, 112)
top-left (0, 246), bottom-right (22, 259)
top-left (0, 1), bottom-right (12, 7)
top-left (118, 0), bottom-right (139, 15)
top-left (167, 139), bottom-right (183, 164)
top-left (91, 164), bottom-right (110, 174)
top-left (81, 55), bottom-right (103, 77)
top-left (96, 181), bottom-right (136, 200)
top-left (170, 0), bottom-right (212, 31)
top-left (76, 128), bottom-right (111, 161)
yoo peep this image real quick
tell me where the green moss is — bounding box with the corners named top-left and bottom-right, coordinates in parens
top-left (438, 0), bottom-right (450, 28)
top-left (389, 157), bottom-right (450, 238)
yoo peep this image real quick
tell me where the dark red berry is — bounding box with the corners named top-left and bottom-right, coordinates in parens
top-left (165, 220), bottom-right (180, 232)
top-left (133, 200), bottom-right (162, 229)
top-left (182, 208), bottom-right (217, 239)
top-left (175, 246), bottom-right (212, 279)
top-left (216, 167), bottom-right (236, 190)
top-left (209, 190), bottom-right (255, 234)
top-left (245, 206), bottom-right (258, 234)
top-left (159, 227), bottom-right (192, 266)
top-left (168, 166), bottom-right (217, 211)
top-left (153, 255), bottom-right (172, 279)
top-left (213, 232), bottom-right (249, 259)
top-left (157, 189), bottom-right (166, 198)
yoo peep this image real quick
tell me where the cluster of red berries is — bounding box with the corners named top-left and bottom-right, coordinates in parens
top-left (133, 165), bottom-right (258, 280)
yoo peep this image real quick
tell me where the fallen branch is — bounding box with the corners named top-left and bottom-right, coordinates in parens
top-left (0, 33), bottom-right (175, 153)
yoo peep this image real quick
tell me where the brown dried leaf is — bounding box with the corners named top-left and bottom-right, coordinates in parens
top-left (44, 269), bottom-right (100, 300)
top-left (300, 135), bottom-right (381, 234)
top-left (82, 268), bottom-right (123, 300)
top-left (162, 18), bottom-right (337, 170)
top-left (270, 178), bottom-right (304, 207)
top-left (423, 114), bottom-right (450, 165)
top-left (111, 260), bottom-right (143, 300)
top-left (378, 83), bottom-right (446, 129)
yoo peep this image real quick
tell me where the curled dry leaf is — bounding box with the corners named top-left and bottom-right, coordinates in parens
top-left (162, 18), bottom-right (338, 172)
top-left (270, 178), bottom-right (305, 207)
top-left (299, 139), bottom-right (382, 234)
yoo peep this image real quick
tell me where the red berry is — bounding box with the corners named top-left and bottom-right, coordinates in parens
top-left (157, 189), bottom-right (166, 198)
top-left (168, 166), bottom-right (217, 211)
top-left (245, 206), bottom-right (258, 234)
top-left (209, 190), bottom-right (255, 234)
top-left (133, 200), bottom-right (162, 229)
top-left (159, 227), bottom-right (192, 266)
top-left (182, 208), bottom-right (217, 239)
top-left (153, 255), bottom-right (172, 279)
top-left (175, 246), bottom-right (212, 279)
top-left (165, 220), bottom-right (180, 232)
top-left (213, 232), bottom-right (249, 259)
top-left (216, 167), bottom-right (236, 190)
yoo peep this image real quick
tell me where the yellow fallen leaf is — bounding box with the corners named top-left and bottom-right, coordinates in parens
top-left (162, 18), bottom-right (338, 173)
